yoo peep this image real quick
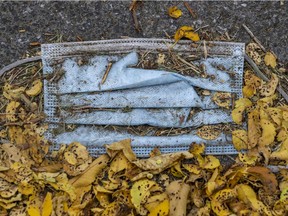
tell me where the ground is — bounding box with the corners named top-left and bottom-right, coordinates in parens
top-left (0, 1), bottom-right (287, 69)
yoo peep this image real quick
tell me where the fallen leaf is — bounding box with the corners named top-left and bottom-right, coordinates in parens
top-left (197, 125), bottom-right (221, 140)
top-left (212, 92), bottom-right (231, 109)
top-left (6, 101), bottom-right (20, 122)
top-left (264, 52), bottom-right (277, 68)
top-left (106, 139), bottom-right (137, 162)
top-left (174, 26), bottom-right (200, 42)
top-left (42, 192), bottom-right (53, 216)
top-left (69, 154), bottom-right (109, 188)
top-left (26, 79), bottom-right (43, 97)
top-left (133, 151), bottom-right (193, 174)
top-left (168, 6), bottom-right (182, 19)
top-left (232, 129), bottom-right (248, 151)
top-left (270, 138), bottom-right (288, 162)
top-left (201, 155), bottom-right (220, 169)
top-left (260, 73), bottom-right (279, 97)
top-left (211, 188), bottom-right (236, 216)
top-left (130, 179), bottom-right (156, 215)
top-left (231, 98), bottom-right (252, 124)
top-left (247, 109), bottom-right (261, 148)
top-left (147, 199), bottom-right (169, 216)
top-left (3, 83), bottom-right (25, 100)
top-left (166, 181), bottom-right (190, 216)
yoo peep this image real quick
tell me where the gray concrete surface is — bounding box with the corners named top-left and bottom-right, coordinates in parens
top-left (0, 1), bottom-right (287, 69)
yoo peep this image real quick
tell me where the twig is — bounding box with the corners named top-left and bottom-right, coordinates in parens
top-left (130, 0), bottom-right (142, 32)
top-left (242, 24), bottom-right (266, 52)
top-left (245, 54), bottom-right (288, 102)
top-left (101, 62), bottom-right (113, 85)
top-left (203, 40), bottom-right (207, 59)
top-left (183, 2), bottom-right (197, 18)
top-left (0, 56), bottom-right (41, 77)
top-left (176, 55), bottom-right (201, 74)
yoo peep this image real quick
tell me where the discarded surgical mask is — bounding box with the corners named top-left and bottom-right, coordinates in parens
top-left (42, 39), bottom-right (245, 156)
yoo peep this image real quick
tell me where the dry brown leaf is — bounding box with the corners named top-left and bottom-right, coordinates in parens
top-left (212, 92), bottom-right (231, 109)
top-left (196, 125), bottom-right (221, 140)
top-left (168, 6), bottom-right (182, 19)
top-left (232, 129), bottom-right (248, 151)
top-left (264, 52), bottom-right (277, 68)
top-left (166, 181), bottom-right (190, 216)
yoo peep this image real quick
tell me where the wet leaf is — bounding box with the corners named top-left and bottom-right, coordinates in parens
top-left (168, 6), bottom-right (182, 19)
top-left (197, 125), bottom-right (221, 140)
top-left (212, 92), bottom-right (231, 109)
top-left (264, 52), bottom-right (277, 68)
top-left (26, 79), bottom-right (43, 97)
top-left (232, 98), bottom-right (252, 124)
top-left (174, 26), bottom-right (200, 42)
top-left (232, 129), bottom-right (248, 150)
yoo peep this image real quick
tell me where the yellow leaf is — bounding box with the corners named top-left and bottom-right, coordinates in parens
top-left (238, 151), bottom-right (259, 165)
top-left (182, 163), bottom-right (201, 174)
top-left (42, 192), bottom-right (53, 216)
top-left (26, 79), bottom-right (43, 97)
top-left (3, 83), bottom-right (25, 100)
top-left (6, 101), bottom-right (20, 122)
top-left (196, 125), bottom-right (221, 140)
top-left (277, 127), bottom-right (288, 142)
top-left (247, 109), bottom-right (261, 148)
top-left (259, 118), bottom-right (276, 146)
top-left (108, 151), bottom-right (130, 182)
top-left (170, 162), bottom-right (185, 178)
top-left (168, 6), bottom-right (182, 19)
top-left (212, 92), bottom-right (231, 109)
top-left (243, 70), bottom-right (262, 98)
top-left (232, 129), bottom-right (248, 150)
top-left (148, 199), bottom-right (169, 216)
top-left (27, 206), bottom-right (41, 216)
top-left (266, 107), bottom-right (282, 126)
top-left (211, 189), bottom-right (236, 216)
top-left (69, 154), bottom-right (109, 188)
top-left (133, 151), bottom-right (193, 174)
top-left (106, 139), bottom-right (137, 162)
top-left (264, 52), bottom-right (277, 68)
top-left (270, 138), bottom-right (288, 162)
top-left (236, 184), bottom-right (272, 215)
top-left (201, 155), bottom-right (220, 169)
top-left (260, 73), bottom-right (279, 97)
top-left (174, 26), bottom-right (200, 42)
top-left (130, 179), bottom-right (156, 215)
top-left (166, 181), bottom-right (190, 216)
top-left (231, 98), bottom-right (252, 124)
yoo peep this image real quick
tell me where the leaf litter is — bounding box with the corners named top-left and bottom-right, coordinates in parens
top-left (0, 5), bottom-right (288, 216)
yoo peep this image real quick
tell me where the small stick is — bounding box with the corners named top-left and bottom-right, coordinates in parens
top-left (203, 40), bottom-right (207, 59)
top-left (183, 2), bottom-right (197, 18)
top-left (130, 0), bottom-right (142, 32)
top-left (242, 24), bottom-right (266, 52)
top-left (176, 55), bottom-right (201, 74)
top-left (245, 54), bottom-right (288, 102)
top-left (101, 62), bottom-right (113, 85)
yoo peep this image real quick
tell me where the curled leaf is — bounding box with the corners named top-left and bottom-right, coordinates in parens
top-left (270, 138), bottom-right (288, 162)
top-left (260, 73), bottom-right (279, 97)
top-left (232, 129), bottom-right (248, 151)
top-left (26, 79), bottom-right (43, 97)
top-left (168, 6), bottom-right (182, 19)
top-left (211, 188), bottom-right (236, 216)
top-left (174, 26), bottom-right (200, 42)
